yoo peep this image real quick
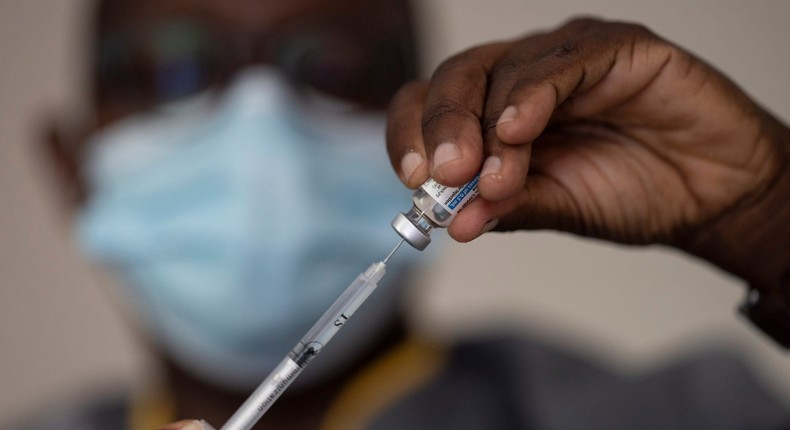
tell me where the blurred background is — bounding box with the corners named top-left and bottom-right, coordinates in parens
top-left (1, 0), bottom-right (789, 427)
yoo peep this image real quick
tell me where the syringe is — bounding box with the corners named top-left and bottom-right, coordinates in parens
top-left (219, 175), bottom-right (480, 429)
top-left (219, 239), bottom-right (406, 430)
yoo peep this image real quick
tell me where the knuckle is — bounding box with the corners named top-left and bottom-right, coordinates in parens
top-left (435, 43), bottom-right (491, 72)
top-left (421, 97), bottom-right (466, 133)
top-left (548, 39), bottom-right (582, 59)
top-left (433, 49), bottom-right (475, 79)
top-left (490, 60), bottom-right (520, 80)
top-left (434, 59), bottom-right (488, 94)
top-left (432, 44), bottom-right (492, 88)
top-left (482, 109), bottom-right (504, 135)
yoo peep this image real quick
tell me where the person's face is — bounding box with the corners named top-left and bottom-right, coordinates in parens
top-left (41, 0), bottom-right (421, 390)
top-left (46, 0), bottom-right (417, 205)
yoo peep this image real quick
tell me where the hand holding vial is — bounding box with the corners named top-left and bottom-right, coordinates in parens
top-left (385, 18), bottom-right (790, 292)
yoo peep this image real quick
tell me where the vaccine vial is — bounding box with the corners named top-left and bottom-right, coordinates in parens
top-left (391, 175), bottom-right (480, 250)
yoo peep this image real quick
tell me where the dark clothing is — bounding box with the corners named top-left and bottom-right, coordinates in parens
top-left (16, 335), bottom-right (790, 429)
top-left (371, 336), bottom-right (789, 429)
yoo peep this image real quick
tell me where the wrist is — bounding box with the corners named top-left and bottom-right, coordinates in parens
top-left (678, 117), bottom-right (790, 295)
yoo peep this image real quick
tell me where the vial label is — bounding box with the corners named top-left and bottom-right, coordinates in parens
top-left (421, 175), bottom-right (480, 215)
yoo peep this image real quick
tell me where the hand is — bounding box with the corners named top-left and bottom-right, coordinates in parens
top-left (160, 420), bottom-right (216, 430)
top-left (386, 17), bottom-right (789, 288)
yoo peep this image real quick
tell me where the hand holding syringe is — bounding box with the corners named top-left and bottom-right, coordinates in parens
top-left (219, 176), bottom-right (479, 430)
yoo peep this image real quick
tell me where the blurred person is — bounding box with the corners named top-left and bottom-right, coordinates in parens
top-left (38, 0), bottom-right (424, 428)
top-left (28, 3), bottom-right (790, 430)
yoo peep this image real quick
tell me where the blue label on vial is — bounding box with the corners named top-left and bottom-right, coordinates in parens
top-left (447, 175), bottom-right (479, 210)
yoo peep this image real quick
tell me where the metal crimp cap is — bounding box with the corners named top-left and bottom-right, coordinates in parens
top-left (391, 210), bottom-right (432, 251)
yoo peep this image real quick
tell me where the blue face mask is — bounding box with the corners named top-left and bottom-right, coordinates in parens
top-left (77, 68), bottom-right (420, 390)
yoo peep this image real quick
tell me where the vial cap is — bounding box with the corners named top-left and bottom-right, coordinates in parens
top-left (391, 212), bottom-right (431, 250)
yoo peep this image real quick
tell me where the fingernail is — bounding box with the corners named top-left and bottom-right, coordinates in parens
top-left (481, 155), bottom-right (502, 178)
top-left (433, 142), bottom-right (462, 171)
top-left (498, 106), bottom-right (518, 125)
top-left (179, 421), bottom-right (210, 430)
top-left (482, 218), bottom-right (499, 234)
top-left (159, 420), bottom-right (206, 430)
top-left (160, 421), bottom-right (207, 430)
top-left (401, 152), bottom-right (424, 182)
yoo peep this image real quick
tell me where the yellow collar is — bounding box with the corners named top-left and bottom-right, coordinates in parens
top-left (320, 337), bottom-right (448, 430)
top-left (129, 385), bottom-right (176, 430)
top-left (128, 337), bottom-right (446, 429)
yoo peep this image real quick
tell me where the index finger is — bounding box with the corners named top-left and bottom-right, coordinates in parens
top-left (420, 41), bottom-right (514, 186)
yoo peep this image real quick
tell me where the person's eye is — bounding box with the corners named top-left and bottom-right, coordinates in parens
top-left (147, 20), bottom-right (220, 102)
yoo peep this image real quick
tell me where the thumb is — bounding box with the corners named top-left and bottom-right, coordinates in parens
top-left (448, 173), bottom-right (579, 242)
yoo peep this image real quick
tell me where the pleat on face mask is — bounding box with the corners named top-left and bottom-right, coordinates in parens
top-left (77, 67), bottom-right (424, 390)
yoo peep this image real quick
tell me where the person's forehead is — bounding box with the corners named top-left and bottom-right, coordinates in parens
top-left (106, 0), bottom-right (393, 33)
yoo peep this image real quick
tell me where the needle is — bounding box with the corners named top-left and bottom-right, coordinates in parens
top-left (383, 238), bottom-right (405, 264)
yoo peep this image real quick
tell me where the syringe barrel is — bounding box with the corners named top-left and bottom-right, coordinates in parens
top-left (219, 262), bottom-right (387, 430)
top-left (292, 261), bottom-right (386, 362)
top-left (219, 355), bottom-right (303, 430)
top-left (391, 176), bottom-right (480, 250)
